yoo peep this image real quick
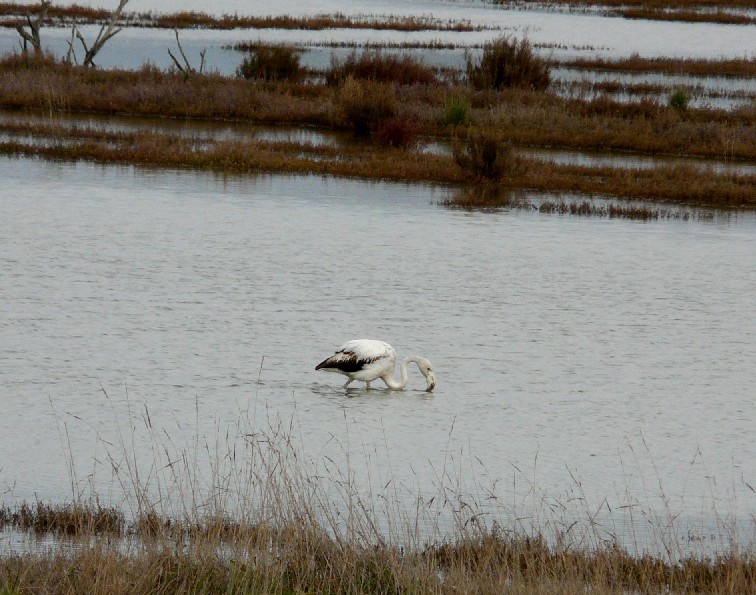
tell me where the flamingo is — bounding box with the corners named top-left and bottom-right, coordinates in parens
top-left (315, 339), bottom-right (436, 391)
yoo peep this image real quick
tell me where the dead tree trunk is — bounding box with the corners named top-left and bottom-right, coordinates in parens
top-left (74, 0), bottom-right (129, 67)
top-left (15, 0), bottom-right (52, 53)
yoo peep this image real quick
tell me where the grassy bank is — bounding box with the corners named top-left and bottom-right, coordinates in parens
top-left (1, 511), bottom-right (753, 594)
top-left (0, 408), bottom-right (753, 595)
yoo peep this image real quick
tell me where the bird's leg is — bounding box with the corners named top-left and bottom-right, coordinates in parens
top-left (342, 378), bottom-right (353, 388)
top-left (365, 381), bottom-right (371, 390)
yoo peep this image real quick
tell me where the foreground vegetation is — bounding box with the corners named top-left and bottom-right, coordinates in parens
top-left (1, 503), bottom-right (753, 594)
top-left (0, 408), bottom-right (753, 595)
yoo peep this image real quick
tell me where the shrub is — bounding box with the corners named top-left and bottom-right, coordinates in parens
top-left (336, 77), bottom-right (397, 135)
top-left (326, 49), bottom-right (437, 86)
top-left (668, 88), bottom-right (691, 110)
top-left (440, 96), bottom-right (470, 126)
top-left (453, 129), bottom-right (528, 180)
top-left (0, 50), bottom-right (62, 70)
top-left (236, 45), bottom-right (303, 82)
top-left (373, 118), bottom-right (422, 149)
top-left (466, 36), bottom-right (550, 91)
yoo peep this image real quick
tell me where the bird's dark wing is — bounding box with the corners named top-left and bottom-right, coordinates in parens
top-left (315, 340), bottom-right (393, 373)
top-left (315, 350), bottom-right (366, 373)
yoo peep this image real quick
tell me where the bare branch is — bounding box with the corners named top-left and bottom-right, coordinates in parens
top-left (65, 26), bottom-right (78, 65)
top-left (173, 28), bottom-right (193, 73)
top-left (168, 29), bottom-right (207, 79)
top-left (80, 0), bottom-right (129, 67)
top-left (15, 0), bottom-right (52, 53)
top-left (74, 26), bottom-right (90, 56)
top-left (167, 47), bottom-right (188, 75)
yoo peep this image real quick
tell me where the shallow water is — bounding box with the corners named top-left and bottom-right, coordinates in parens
top-left (1, 156), bottom-right (754, 555)
top-left (3, 0), bottom-right (756, 66)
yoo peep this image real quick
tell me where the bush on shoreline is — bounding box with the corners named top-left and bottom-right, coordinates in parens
top-left (236, 45), bottom-right (304, 82)
top-left (326, 49), bottom-right (438, 86)
top-left (466, 36), bottom-right (551, 92)
top-left (453, 129), bottom-right (528, 180)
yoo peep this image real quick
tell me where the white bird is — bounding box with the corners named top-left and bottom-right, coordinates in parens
top-left (315, 339), bottom-right (436, 391)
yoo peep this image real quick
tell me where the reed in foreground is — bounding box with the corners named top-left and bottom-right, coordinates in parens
top-left (0, 408), bottom-right (753, 595)
top-left (1, 518), bottom-right (753, 594)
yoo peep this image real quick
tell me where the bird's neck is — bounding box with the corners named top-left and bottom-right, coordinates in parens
top-left (384, 356), bottom-right (415, 390)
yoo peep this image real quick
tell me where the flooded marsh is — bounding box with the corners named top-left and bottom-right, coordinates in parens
top-left (0, 2), bottom-right (755, 588)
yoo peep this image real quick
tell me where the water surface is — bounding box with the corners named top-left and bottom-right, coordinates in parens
top-left (1, 156), bottom-right (754, 554)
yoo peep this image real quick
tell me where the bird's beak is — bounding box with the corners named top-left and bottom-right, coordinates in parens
top-left (426, 371), bottom-right (436, 392)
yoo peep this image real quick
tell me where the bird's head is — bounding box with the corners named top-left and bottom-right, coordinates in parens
top-left (416, 357), bottom-right (436, 392)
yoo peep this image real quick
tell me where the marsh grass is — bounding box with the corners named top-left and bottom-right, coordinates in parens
top-left (0, 501), bottom-right (124, 536)
top-left (440, 96), bottom-right (470, 126)
top-left (0, 399), bottom-right (754, 594)
top-left (616, 7), bottom-right (755, 25)
top-left (466, 36), bottom-right (551, 92)
top-left (0, 4), bottom-right (488, 32)
top-left (1, 52), bottom-right (754, 162)
top-left (492, 0), bottom-right (756, 25)
top-left (335, 77), bottom-right (398, 135)
top-left (561, 55), bottom-right (756, 78)
top-left (0, 52), bottom-right (753, 206)
top-left (1, 120), bottom-right (753, 207)
top-left (668, 88), bottom-right (691, 110)
top-left (236, 45), bottom-right (304, 83)
top-left (326, 49), bottom-right (438, 86)
top-left (453, 129), bottom-right (529, 180)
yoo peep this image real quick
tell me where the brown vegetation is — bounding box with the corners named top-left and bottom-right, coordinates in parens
top-left (335, 77), bottom-right (398, 135)
top-left (326, 49), bottom-right (438, 86)
top-left (494, 0), bottom-right (756, 7)
top-left (0, 51), bottom-right (753, 208)
top-left (0, 515), bottom-right (753, 594)
top-left (0, 500), bottom-right (124, 535)
top-left (236, 45), bottom-right (304, 82)
top-left (0, 401), bottom-right (753, 594)
top-left (466, 36), bottom-right (551, 91)
top-left (1, 120), bottom-right (752, 207)
top-left (562, 55), bottom-right (756, 78)
top-left (492, 0), bottom-right (756, 25)
top-left (453, 129), bottom-right (528, 180)
top-left (0, 3), bottom-right (489, 32)
top-left (616, 8), bottom-right (755, 25)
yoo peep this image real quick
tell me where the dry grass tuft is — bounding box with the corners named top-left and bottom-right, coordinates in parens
top-left (236, 45), bottom-right (304, 82)
top-left (453, 129), bottom-right (529, 180)
top-left (0, 500), bottom-right (124, 536)
top-left (326, 49), bottom-right (438, 86)
top-left (335, 77), bottom-right (398, 135)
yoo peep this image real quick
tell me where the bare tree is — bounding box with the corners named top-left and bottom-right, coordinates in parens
top-left (73, 0), bottom-right (129, 67)
top-left (15, 0), bottom-right (52, 53)
top-left (167, 29), bottom-right (206, 79)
